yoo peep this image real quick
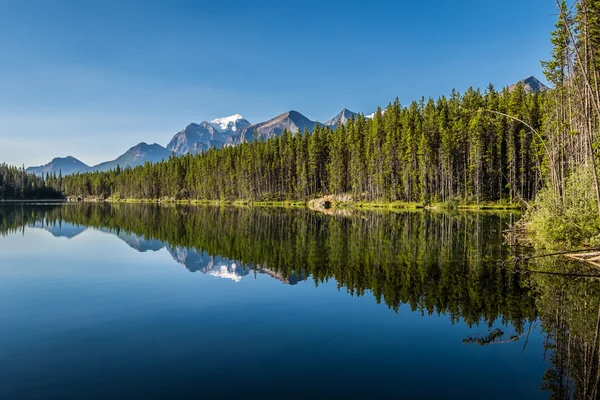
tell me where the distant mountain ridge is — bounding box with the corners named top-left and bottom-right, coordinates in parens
top-left (88, 142), bottom-right (172, 173)
top-left (229, 110), bottom-right (322, 145)
top-left (27, 156), bottom-right (89, 176)
top-left (509, 76), bottom-right (549, 93)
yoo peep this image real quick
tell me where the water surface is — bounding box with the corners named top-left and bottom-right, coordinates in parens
top-left (0, 204), bottom-right (598, 399)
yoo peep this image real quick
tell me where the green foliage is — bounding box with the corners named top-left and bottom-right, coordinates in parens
top-left (0, 164), bottom-right (62, 200)
top-left (534, 0), bottom-right (600, 251)
top-left (527, 164), bottom-right (600, 248)
top-left (525, 257), bottom-right (600, 399)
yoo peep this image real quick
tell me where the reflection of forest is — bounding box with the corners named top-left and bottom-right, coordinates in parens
top-left (1, 203), bottom-right (599, 399)
top-left (527, 259), bottom-right (600, 399)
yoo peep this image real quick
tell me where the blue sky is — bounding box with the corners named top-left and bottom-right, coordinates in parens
top-left (0, 0), bottom-right (556, 167)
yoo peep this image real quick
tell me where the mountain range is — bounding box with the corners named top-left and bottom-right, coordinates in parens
top-left (228, 110), bottom-right (322, 145)
top-left (27, 143), bottom-right (172, 176)
top-left (26, 76), bottom-right (548, 176)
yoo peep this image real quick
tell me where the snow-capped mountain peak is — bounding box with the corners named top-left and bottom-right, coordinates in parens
top-left (210, 114), bottom-right (249, 132)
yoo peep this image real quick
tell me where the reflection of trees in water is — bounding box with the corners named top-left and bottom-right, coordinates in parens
top-left (525, 259), bottom-right (600, 400)
top-left (1, 203), bottom-right (533, 327)
top-left (1, 203), bottom-right (599, 398)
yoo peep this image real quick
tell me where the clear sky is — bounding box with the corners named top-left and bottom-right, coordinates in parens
top-left (0, 0), bottom-right (557, 167)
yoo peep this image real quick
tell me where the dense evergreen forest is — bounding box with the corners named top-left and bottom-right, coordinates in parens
top-left (0, 164), bottom-right (62, 200)
top-left (52, 84), bottom-right (544, 204)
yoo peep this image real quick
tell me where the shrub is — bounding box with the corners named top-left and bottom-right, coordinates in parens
top-left (527, 164), bottom-right (600, 249)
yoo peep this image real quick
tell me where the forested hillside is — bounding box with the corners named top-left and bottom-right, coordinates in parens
top-left (0, 164), bottom-right (62, 200)
top-left (59, 84), bottom-right (544, 204)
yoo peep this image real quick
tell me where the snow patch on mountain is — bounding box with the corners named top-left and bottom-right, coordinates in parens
top-left (366, 108), bottom-right (387, 119)
top-left (210, 114), bottom-right (246, 132)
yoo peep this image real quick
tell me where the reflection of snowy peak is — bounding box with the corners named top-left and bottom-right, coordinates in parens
top-left (168, 246), bottom-right (251, 281)
top-left (166, 246), bottom-right (306, 284)
top-left (209, 264), bottom-right (243, 282)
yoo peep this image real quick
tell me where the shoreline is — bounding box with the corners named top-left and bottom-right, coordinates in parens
top-left (0, 199), bottom-right (67, 204)
top-left (62, 196), bottom-right (523, 212)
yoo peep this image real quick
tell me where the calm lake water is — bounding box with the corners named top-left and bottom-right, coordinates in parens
top-left (0, 204), bottom-right (599, 399)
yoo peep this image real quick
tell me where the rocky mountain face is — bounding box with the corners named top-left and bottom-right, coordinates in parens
top-left (229, 110), bottom-right (321, 144)
top-left (88, 142), bottom-right (172, 173)
top-left (166, 115), bottom-right (251, 156)
top-left (509, 76), bottom-right (549, 93)
top-left (325, 108), bottom-right (359, 129)
top-left (26, 156), bottom-right (89, 176)
top-left (167, 121), bottom-right (227, 156)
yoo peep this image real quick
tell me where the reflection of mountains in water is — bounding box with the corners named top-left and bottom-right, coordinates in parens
top-left (168, 246), bottom-right (304, 284)
top-left (110, 230), bottom-right (165, 253)
top-left (31, 221), bottom-right (304, 284)
top-left (32, 221), bottom-right (87, 239)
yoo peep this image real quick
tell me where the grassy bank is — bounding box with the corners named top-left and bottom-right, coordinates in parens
top-left (74, 197), bottom-right (309, 208)
top-left (70, 196), bottom-right (523, 212)
top-left (312, 197), bottom-right (521, 211)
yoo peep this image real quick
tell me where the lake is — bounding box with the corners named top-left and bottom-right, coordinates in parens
top-left (0, 204), bottom-right (598, 399)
